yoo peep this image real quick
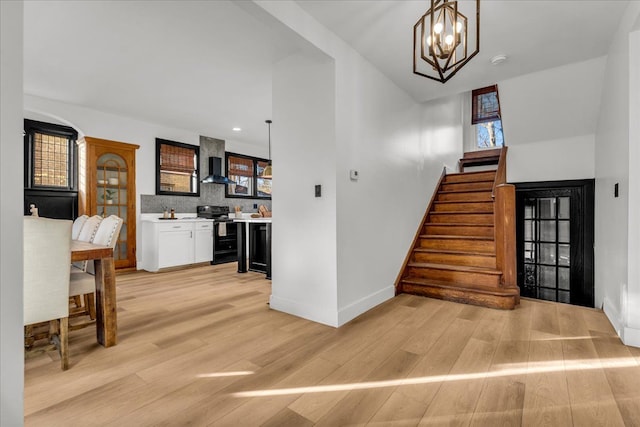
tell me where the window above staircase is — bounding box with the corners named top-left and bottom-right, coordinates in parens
top-left (472, 85), bottom-right (504, 149)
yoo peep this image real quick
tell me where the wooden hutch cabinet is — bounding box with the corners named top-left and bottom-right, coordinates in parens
top-left (78, 136), bottom-right (139, 271)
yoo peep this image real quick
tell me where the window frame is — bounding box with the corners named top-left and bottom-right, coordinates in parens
top-left (155, 138), bottom-right (201, 197)
top-left (471, 84), bottom-right (505, 149)
top-left (225, 152), bottom-right (272, 200)
top-left (23, 119), bottom-right (78, 191)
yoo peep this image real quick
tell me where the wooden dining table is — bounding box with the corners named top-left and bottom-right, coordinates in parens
top-left (70, 240), bottom-right (117, 347)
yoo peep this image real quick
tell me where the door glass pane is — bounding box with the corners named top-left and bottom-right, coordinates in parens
top-left (559, 221), bottom-right (570, 243)
top-left (539, 243), bottom-right (556, 265)
top-left (525, 202), bottom-right (534, 219)
top-left (558, 267), bottom-right (570, 290)
top-left (539, 221), bottom-right (556, 241)
top-left (524, 220), bottom-right (534, 241)
top-left (524, 242), bottom-right (535, 262)
top-left (558, 244), bottom-right (570, 266)
top-left (558, 197), bottom-right (570, 219)
top-left (538, 198), bottom-right (556, 219)
top-left (558, 290), bottom-right (570, 303)
top-left (524, 264), bottom-right (536, 287)
top-left (538, 265), bottom-right (556, 287)
top-left (539, 288), bottom-right (556, 302)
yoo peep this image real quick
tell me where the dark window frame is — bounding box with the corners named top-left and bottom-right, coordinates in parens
top-left (225, 152), bottom-right (272, 200)
top-left (24, 119), bottom-right (78, 191)
top-left (155, 138), bottom-right (200, 197)
top-left (472, 84), bottom-right (501, 125)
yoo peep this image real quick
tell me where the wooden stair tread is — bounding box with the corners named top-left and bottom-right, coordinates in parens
top-left (424, 222), bottom-right (493, 227)
top-left (433, 200), bottom-right (493, 204)
top-left (429, 211), bottom-right (494, 215)
top-left (442, 178), bottom-right (496, 185)
top-left (419, 234), bottom-right (493, 241)
top-left (406, 262), bottom-right (501, 275)
top-left (438, 189), bottom-right (493, 194)
top-left (446, 170), bottom-right (497, 177)
top-left (413, 247), bottom-right (496, 257)
top-left (401, 277), bottom-right (518, 296)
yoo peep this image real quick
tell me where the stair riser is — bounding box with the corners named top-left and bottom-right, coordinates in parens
top-left (423, 225), bottom-right (494, 237)
top-left (399, 282), bottom-right (518, 310)
top-left (441, 182), bottom-right (493, 192)
top-left (428, 213), bottom-right (494, 224)
top-left (406, 267), bottom-right (501, 286)
top-left (437, 192), bottom-right (493, 202)
top-left (432, 202), bottom-right (494, 212)
top-left (418, 238), bottom-right (495, 253)
top-left (444, 172), bottom-right (496, 183)
top-left (412, 252), bottom-right (497, 268)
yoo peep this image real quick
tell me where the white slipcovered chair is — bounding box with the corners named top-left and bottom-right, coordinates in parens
top-left (71, 214), bottom-right (102, 272)
top-left (71, 214), bottom-right (89, 240)
top-left (70, 215), bottom-right (122, 326)
top-left (24, 216), bottom-right (72, 370)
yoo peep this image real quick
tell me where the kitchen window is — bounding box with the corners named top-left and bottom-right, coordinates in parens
top-left (225, 152), bottom-right (271, 199)
top-left (24, 119), bottom-right (78, 190)
top-left (156, 138), bottom-right (200, 197)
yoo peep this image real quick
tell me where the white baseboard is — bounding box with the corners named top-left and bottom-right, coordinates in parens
top-left (623, 326), bottom-right (640, 348)
top-left (269, 295), bottom-right (339, 327)
top-left (603, 298), bottom-right (640, 348)
top-left (337, 286), bottom-right (395, 327)
top-left (269, 286), bottom-right (395, 328)
top-left (603, 297), bottom-right (623, 337)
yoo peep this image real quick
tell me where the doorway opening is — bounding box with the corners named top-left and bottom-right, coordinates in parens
top-left (515, 180), bottom-right (594, 307)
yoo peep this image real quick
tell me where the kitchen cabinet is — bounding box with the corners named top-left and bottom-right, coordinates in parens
top-left (194, 222), bottom-right (214, 263)
top-left (78, 136), bottom-right (139, 270)
top-left (141, 219), bottom-right (214, 272)
top-left (235, 218), bottom-right (271, 279)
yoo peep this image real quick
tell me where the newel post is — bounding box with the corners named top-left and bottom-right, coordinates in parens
top-left (494, 184), bottom-right (517, 291)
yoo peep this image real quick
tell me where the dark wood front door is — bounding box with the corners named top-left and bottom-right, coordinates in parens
top-left (515, 180), bottom-right (594, 307)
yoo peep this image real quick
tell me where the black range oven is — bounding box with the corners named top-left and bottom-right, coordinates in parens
top-left (197, 205), bottom-right (237, 265)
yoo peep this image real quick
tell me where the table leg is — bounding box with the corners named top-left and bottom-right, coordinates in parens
top-left (94, 257), bottom-right (117, 347)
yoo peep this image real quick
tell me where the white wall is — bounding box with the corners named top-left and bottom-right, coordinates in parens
top-left (506, 135), bottom-right (595, 183)
top-left (625, 28), bottom-right (640, 344)
top-left (259, 1), bottom-right (462, 326)
top-left (1, 1), bottom-right (25, 424)
top-left (499, 57), bottom-right (603, 183)
top-left (271, 52), bottom-right (339, 325)
top-left (595, 2), bottom-right (640, 346)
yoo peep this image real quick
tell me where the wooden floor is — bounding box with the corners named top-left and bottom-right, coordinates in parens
top-left (25, 263), bottom-right (640, 426)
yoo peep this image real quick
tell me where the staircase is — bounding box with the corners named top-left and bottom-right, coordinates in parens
top-left (396, 148), bottom-right (520, 310)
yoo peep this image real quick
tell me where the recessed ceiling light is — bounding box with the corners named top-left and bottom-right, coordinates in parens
top-left (232, 127), bottom-right (242, 132)
top-left (490, 54), bottom-right (507, 65)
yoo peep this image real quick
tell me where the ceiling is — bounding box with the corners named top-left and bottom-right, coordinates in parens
top-left (24, 1), bottom-right (630, 147)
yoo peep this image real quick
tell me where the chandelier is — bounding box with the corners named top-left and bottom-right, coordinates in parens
top-left (413, 0), bottom-right (480, 83)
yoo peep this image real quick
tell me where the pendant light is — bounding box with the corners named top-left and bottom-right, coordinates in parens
top-left (261, 119), bottom-right (273, 179)
top-left (413, 0), bottom-right (480, 83)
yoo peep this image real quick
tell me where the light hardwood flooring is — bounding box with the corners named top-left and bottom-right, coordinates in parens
top-left (25, 263), bottom-right (640, 426)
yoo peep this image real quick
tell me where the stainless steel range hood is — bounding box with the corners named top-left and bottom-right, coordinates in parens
top-left (201, 157), bottom-right (234, 184)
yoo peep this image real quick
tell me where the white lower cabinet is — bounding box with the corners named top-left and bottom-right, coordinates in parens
top-left (141, 219), bottom-right (214, 272)
top-left (194, 223), bottom-right (214, 263)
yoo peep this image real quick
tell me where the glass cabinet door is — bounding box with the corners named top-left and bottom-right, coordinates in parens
top-left (96, 153), bottom-right (128, 262)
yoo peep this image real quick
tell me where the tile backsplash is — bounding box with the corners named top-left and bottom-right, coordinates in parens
top-left (140, 135), bottom-right (271, 214)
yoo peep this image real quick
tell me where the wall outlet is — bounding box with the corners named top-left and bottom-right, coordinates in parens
top-left (315, 184), bottom-right (321, 197)
top-left (615, 183), bottom-right (619, 198)
top-left (350, 170), bottom-right (359, 181)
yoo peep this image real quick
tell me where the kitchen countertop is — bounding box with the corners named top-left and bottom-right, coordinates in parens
top-left (140, 213), bottom-right (213, 223)
top-left (233, 217), bottom-right (272, 223)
